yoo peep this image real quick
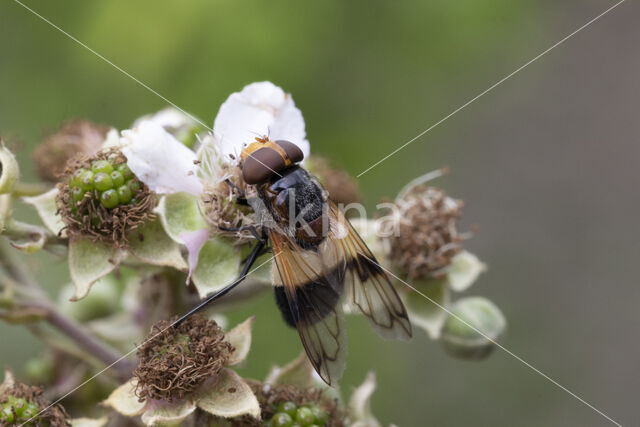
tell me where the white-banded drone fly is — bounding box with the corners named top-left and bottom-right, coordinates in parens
top-left (175, 137), bottom-right (412, 385)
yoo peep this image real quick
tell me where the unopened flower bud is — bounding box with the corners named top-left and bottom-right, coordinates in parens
top-left (441, 297), bottom-right (506, 360)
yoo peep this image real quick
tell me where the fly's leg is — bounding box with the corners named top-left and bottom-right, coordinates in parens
top-left (174, 235), bottom-right (267, 327)
top-left (225, 178), bottom-right (248, 205)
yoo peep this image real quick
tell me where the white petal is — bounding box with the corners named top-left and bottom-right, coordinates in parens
top-left (121, 121), bottom-right (203, 195)
top-left (101, 128), bottom-right (122, 150)
top-left (180, 228), bottom-right (210, 284)
top-left (213, 81), bottom-right (310, 163)
top-left (133, 107), bottom-right (198, 130)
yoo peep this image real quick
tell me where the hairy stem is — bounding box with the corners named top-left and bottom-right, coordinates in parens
top-left (44, 307), bottom-right (134, 381)
top-left (12, 181), bottom-right (52, 197)
top-left (0, 241), bottom-right (134, 381)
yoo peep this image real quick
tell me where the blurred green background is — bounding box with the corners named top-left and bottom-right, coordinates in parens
top-left (1, 1), bottom-right (639, 425)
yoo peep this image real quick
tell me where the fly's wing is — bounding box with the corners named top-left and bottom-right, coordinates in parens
top-left (270, 230), bottom-right (348, 386)
top-left (329, 202), bottom-right (412, 341)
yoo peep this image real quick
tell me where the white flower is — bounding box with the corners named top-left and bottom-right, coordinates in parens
top-left (117, 82), bottom-right (309, 293)
top-left (132, 107), bottom-right (199, 131)
top-left (213, 81), bottom-right (310, 163)
top-left (121, 121), bottom-right (203, 196)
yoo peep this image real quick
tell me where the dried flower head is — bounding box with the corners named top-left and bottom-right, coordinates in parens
top-left (307, 155), bottom-right (360, 205)
top-left (33, 120), bottom-right (109, 182)
top-left (383, 184), bottom-right (466, 279)
top-left (55, 149), bottom-right (154, 246)
top-left (134, 316), bottom-right (233, 402)
top-left (244, 381), bottom-right (343, 427)
top-left (0, 371), bottom-right (69, 427)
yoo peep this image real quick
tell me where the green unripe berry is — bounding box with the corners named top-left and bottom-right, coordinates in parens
top-left (91, 159), bottom-right (113, 174)
top-left (93, 172), bottom-right (113, 192)
top-left (295, 407), bottom-right (315, 426)
top-left (80, 170), bottom-right (95, 191)
top-left (21, 403), bottom-right (39, 420)
top-left (277, 401), bottom-right (297, 417)
top-left (1, 405), bottom-right (15, 423)
top-left (116, 163), bottom-right (134, 179)
top-left (110, 170), bottom-right (125, 188)
top-left (128, 179), bottom-right (141, 193)
top-left (270, 412), bottom-right (293, 427)
top-left (310, 406), bottom-right (327, 425)
top-left (117, 185), bottom-right (133, 204)
top-left (100, 189), bottom-right (119, 209)
top-left (72, 186), bottom-right (85, 202)
top-left (69, 168), bottom-right (86, 187)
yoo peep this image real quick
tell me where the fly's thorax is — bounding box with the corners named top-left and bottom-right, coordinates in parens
top-left (257, 166), bottom-right (330, 246)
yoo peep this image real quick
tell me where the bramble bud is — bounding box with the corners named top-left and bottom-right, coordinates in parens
top-left (441, 297), bottom-right (506, 360)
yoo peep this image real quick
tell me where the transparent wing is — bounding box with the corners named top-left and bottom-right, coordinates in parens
top-left (270, 231), bottom-right (348, 386)
top-left (329, 202), bottom-right (412, 341)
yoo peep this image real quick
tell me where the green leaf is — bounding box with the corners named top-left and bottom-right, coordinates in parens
top-left (127, 219), bottom-right (187, 270)
top-left (239, 246), bottom-right (272, 284)
top-left (22, 188), bottom-right (65, 237)
top-left (404, 278), bottom-right (450, 339)
top-left (447, 251), bottom-right (486, 293)
top-left (154, 193), bottom-right (208, 244)
top-left (141, 399), bottom-right (196, 426)
top-left (5, 220), bottom-right (46, 254)
top-left (196, 368), bottom-right (260, 419)
top-left (69, 237), bottom-right (122, 301)
top-left (225, 317), bottom-right (254, 366)
top-left (192, 238), bottom-right (240, 298)
top-left (58, 277), bottom-right (120, 322)
top-left (103, 378), bottom-right (146, 417)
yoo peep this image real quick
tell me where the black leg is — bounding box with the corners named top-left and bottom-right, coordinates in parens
top-left (174, 237), bottom-right (267, 327)
top-left (219, 224), bottom-right (263, 241)
top-left (225, 178), bottom-right (248, 205)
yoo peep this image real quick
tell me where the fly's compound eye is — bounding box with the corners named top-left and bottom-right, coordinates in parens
top-left (273, 140), bottom-right (304, 164)
top-left (242, 147), bottom-right (286, 185)
top-left (241, 140), bottom-right (305, 185)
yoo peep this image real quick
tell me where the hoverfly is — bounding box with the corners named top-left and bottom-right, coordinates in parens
top-left (176, 137), bottom-right (412, 385)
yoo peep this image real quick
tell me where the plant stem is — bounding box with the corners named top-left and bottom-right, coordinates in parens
top-left (0, 241), bottom-right (134, 381)
top-left (44, 307), bottom-right (134, 381)
top-left (12, 181), bottom-right (52, 197)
